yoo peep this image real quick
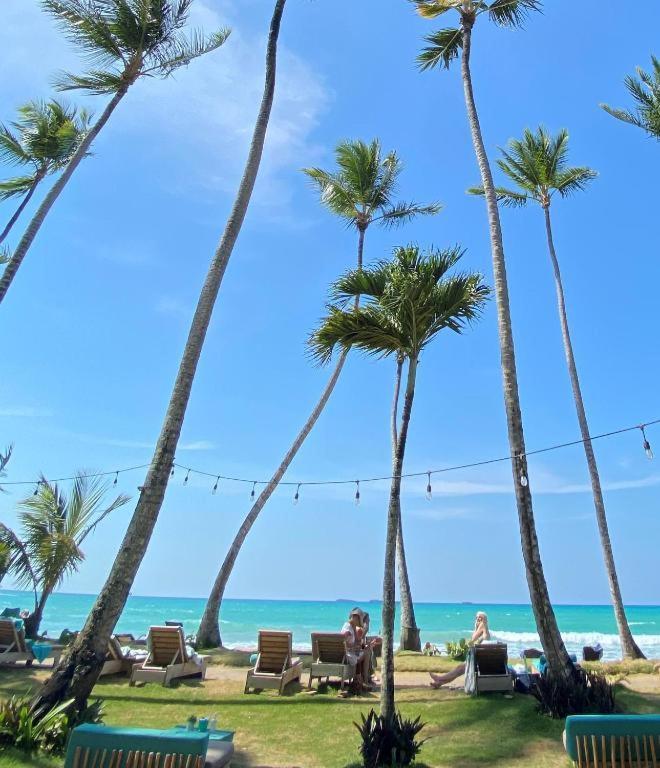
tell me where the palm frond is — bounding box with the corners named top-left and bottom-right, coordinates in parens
top-left (145, 27), bottom-right (231, 77)
top-left (486, 0), bottom-right (542, 27)
top-left (417, 27), bottom-right (463, 71)
top-left (0, 246), bottom-right (10, 266)
top-left (0, 125), bottom-right (32, 167)
top-left (0, 523), bottom-right (38, 594)
top-left (467, 184), bottom-right (529, 207)
top-left (553, 166), bottom-right (598, 198)
top-left (0, 175), bottom-right (39, 200)
top-left (330, 264), bottom-right (389, 306)
top-left (601, 56), bottom-right (660, 139)
top-left (54, 69), bottom-right (126, 94)
top-left (375, 201), bottom-right (443, 228)
top-left (413, 1), bottom-right (461, 19)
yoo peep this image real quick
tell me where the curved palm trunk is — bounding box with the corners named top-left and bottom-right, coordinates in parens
top-left (0, 88), bottom-right (129, 305)
top-left (31, 0), bottom-right (287, 714)
top-left (197, 348), bottom-right (348, 647)
top-left (543, 205), bottom-right (644, 660)
top-left (24, 587), bottom-right (52, 640)
top-left (0, 171), bottom-right (44, 245)
top-left (460, 21), bottom-right (573, 680)
top-left (197, 227), bottom-right (367, 647)
top-left (391, 356), bottom-right (419, 652)
top-left (381, 356), bottom-right (417, 722)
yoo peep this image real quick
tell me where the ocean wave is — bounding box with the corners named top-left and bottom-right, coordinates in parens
top-left (493, 630), bottom-right (660, 659)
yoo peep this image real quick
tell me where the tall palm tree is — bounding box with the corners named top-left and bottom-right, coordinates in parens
top-left (413, 0), bottom-right (575, 679)
top-left (469, 126), bottom-right (645, 659)
top-left (0, 100), bottom-right (91, 245)
top-left (601, 56), bottom-right (660, 140)
top-left (1, 474), bottom-right (129, 638)
top-left (32, 0), bottom-right (286, 717)
top-left (196, 140), bottom-right (439, 649)
top-left (0, 0), bottom-right (230, 305)
top-left (310, 245), bottom-right (489, 721)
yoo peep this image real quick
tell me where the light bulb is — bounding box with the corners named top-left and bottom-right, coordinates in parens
top-left (641, 427), bottom-right (653, 459)
top-left (212, 477), bottom-right (219, 494)
top-left (355, 482), bottom-right (360, 506)
top-left (520, 473), bottom-right (528, 487)
top-left (425, 473), bottom-right (432, 500)
top-left (251, 482), bottom-right (256, 500)
top-left (294, 484), bottom-right (300, 505)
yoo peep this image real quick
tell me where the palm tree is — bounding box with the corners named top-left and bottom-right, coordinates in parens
top-left (601, 56), bottom-right (660, 140)
top-left (0, 474), bottom-right (129, 638)
top-left (0, 100), bottom-right (91, 244)
top-left (196, 140), bottom-right (439, 649)
top-left (310, 245), bottom-right (489, 721)
top-left (468, 126), bottom-right (645, 659)
top-left (32, 0), bottom-right (286, 716)
top-left (0, 0), bottom-right (230, 305)
top-left (413, 0), bottom-right (575, 679)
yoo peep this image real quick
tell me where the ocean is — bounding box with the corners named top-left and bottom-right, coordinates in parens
top-left (2, 589), bottom-right (659, 660)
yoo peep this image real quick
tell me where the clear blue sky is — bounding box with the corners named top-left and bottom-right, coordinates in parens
top-left (1, 0), bottom-right (658, 606)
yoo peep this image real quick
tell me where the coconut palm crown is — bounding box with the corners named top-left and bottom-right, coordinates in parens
top-left (303, 140), bottom-right (441, 235)
top-left (413, 0), bottom-right (541, 71)
top-left (44, 0), bottom-right (231, 95)
top-left (0, 100), bottom-right (91, 201)
top-left (310, 245), bottom-right (489, 365)
top-left (601, 56), bottom-right (660, 140)
top-left (467, 126), bottom-right (597, 207)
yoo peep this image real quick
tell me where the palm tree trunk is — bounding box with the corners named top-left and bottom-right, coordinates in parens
top-left (197, 221), bottom-right (366, 647)
top-left (0, 170), bottom-right (44, 245)
top-left (381, 356), bottom-right (417, 722)
top-left (24, 588), bottom-right (51, 640)
top-left (31, 0), bottom-right (287, 715)
top-left (196, 347), bottom-right (348, 647)
top-left (459, 20), bottom-right (573, 680)
top-left (543, 205), bottom-right (644, 660)
top-left (0, 88), bottom-right (129, 305)
top-left (391, 356), bottom-right (419, 652)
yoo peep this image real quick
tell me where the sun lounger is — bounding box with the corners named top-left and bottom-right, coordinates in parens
top-left (129, 626), bottom-right (210, 686)
top-left (563, 714), bottom-right (660, 767)
top-left (582, 643), bottom-right (603, 662)
top-left (308, 632), bottom-right (356, 691)
top-left (474, 643), bottom-right (513, 694)
top-left (244, 630), bottom-right (303, 694)
top-left (100, 635), bottom-right (147, 677)
top-left (0, 618), bottom-right (62, 666)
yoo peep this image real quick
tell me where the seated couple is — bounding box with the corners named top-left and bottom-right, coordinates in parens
top-left (341, 607), bottom-right (381, 690)
top-left (430, 610), bottom-right (492, 689)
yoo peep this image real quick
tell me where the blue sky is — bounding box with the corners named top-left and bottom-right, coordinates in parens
top-left (0, 0), bottom-right (658, 607)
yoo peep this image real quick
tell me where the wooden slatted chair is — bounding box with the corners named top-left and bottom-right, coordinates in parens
top-left (244, 629), bottom-right (303, 694)
top-left (101, 636), bottom-right (147, 677)
top-left (129, 626), bottom-right (210, 686)
top-left (564, 715), bottom-right (660, 767)
top-left (69, 746), bottom-right (206, 768)
top-left (474, 643), bottom-right (513, 694)
top-left (308, 632), bottom-right (356, 691)
top-left (0, 618), bottom-right (32, 665)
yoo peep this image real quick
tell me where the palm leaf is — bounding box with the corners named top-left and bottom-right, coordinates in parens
top-left (467, 184), bottom-right (529, 207)
top-left (413, 1), bottom-right (461, 19)
top-left (376, 201), bottom-right (443, 228)
top-left (417, 27), bottom-right (463, 71)
top-left (0, 175), bottom-right (39, 200)
top-left (553, 167), bottom-right (597, 197)
top-left (486, 0), bottom-right (542, 27)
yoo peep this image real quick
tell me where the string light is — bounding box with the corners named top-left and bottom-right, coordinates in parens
top-left (425, 472), bottom-right (432, 500)
top-left (355, 480), bottom-right (360, 505)
top-left (518, 454), bottom-right (529, 487)
top-left (113, 472), bottom-right (118, 486)
top-left (170, 462), bottom-right (175, 478)
top-left (33, 481), bottom-right (40, 496)
top-left (293, 483), bottom-right (301, 505)
top-left (640, 425), bottom-right (653, 460)
top-left (183, 469), bottom-right (190, 485)
top-left (250, 481), bottom-right (256, 500)
top-left (212, 476), bottom-right (220, 494)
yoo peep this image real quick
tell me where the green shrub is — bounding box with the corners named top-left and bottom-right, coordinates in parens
top-left (445, 638), bottom-right (469, 661)
top-left (532, 668), bottom-right (616, 719)
top-left (355, 709), bottom-right (426, 767)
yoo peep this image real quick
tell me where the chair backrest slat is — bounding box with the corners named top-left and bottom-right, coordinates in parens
top-left (148, 627), bottom-right (187, 666)
top-left (71, 747), bottom-right (203, 768)
top-left (256, 630), bottom-right (292, 673)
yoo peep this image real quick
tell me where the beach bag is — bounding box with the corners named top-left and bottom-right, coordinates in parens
top-left (464, 647), bottom-right (477, 696)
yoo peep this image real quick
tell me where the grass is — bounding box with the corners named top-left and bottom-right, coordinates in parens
top-left (0, 658), bottom-right (659, 767)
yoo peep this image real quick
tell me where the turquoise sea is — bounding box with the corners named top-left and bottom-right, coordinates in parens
top-left (2, 589), bottom-right (659, 660)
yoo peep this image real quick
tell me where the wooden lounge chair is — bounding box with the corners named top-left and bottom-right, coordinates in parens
top-left (563, 714), bottom-right (660, 767)
top-left (68, 747), bottom-right (205, 768)
top-left (0, 619), bottom-right (63, 666)
top-left (100, 636), bottom-right (146, 677)
top-left (308, 632), bottom-right (356, 691)
top-left (129, 626), bottom-right (210, 687)
top-left (244, 630), bottom-right (303, 694)
top-left (474, 643), bottom-right (513, 694)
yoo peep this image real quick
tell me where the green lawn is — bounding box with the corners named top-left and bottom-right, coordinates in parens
top-left (1, 661), bottom-right (659, 767)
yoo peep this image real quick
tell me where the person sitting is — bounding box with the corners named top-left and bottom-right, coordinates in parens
top-left (361, 611), bottom-right (381, 683)
top-left (429, 611), bottom-right (491, 688)
top-left (341, 608), bottom-right (375, 691)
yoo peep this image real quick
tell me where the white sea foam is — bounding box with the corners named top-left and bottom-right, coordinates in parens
top-left (493, 630), bottom-right (660, 660)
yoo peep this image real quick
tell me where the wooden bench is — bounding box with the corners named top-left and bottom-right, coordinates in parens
top-left (564, 715), bottom-right (660, 767)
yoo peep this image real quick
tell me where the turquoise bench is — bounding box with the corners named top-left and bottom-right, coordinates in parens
top-left (65, 724), bottom-right (210, 768)
top-left (563, 715), bottom-right (660, 766)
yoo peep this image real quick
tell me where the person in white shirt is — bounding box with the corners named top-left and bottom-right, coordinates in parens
top-left (341, 608), bottom-right (376, 689)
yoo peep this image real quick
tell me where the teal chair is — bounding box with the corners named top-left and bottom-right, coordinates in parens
top-left (563, 714), bottom-right (660, 766)
top-left (64, 724), bottom-right (209, 768)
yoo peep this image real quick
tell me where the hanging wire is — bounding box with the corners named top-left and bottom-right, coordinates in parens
top-left (640, 425), bottom-right (654, 460)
